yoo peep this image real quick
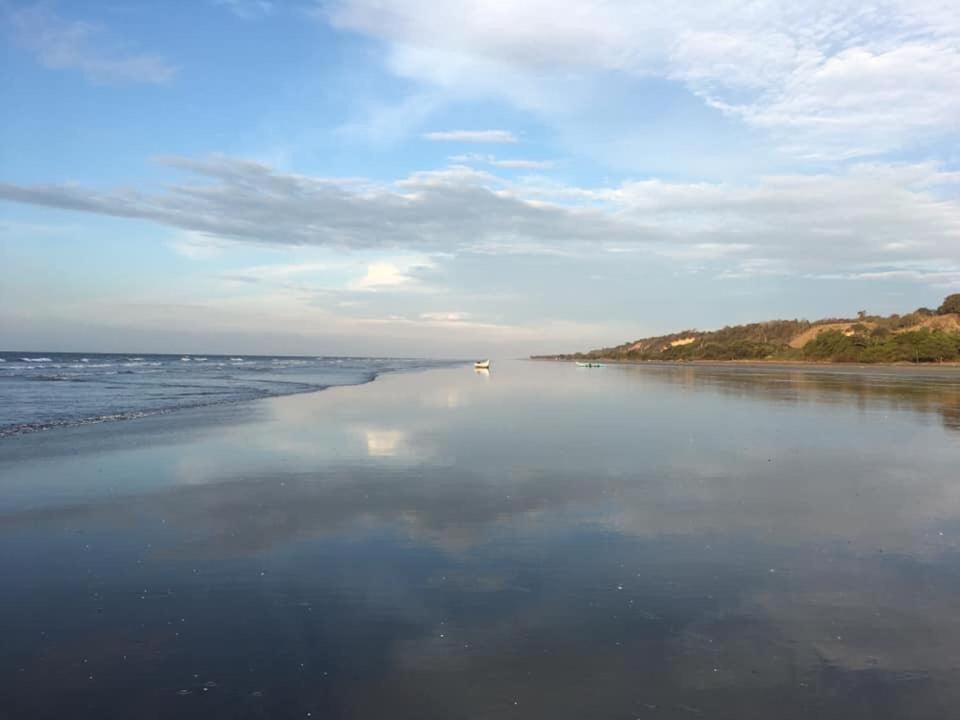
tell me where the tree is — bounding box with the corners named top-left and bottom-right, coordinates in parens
top-left (938, 294), bottom-right (960, 315)
top-left (857, 310), bottom-right (867, 319)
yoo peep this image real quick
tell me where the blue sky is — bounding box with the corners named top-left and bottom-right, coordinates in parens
top-left (1, 0), bottom-right (958, 356)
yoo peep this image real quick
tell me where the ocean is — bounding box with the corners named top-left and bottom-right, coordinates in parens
top-left (0, 351), bottom-right (460, 436)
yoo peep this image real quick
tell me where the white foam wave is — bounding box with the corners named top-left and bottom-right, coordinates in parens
top-left (21, 357), bottom-right (52, 362)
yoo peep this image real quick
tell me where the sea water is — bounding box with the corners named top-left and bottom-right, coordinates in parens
top-left (0, 351), bottom-right (459, 436)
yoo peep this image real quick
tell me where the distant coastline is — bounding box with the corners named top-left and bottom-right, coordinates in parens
top-left (531, 357), bottom-right (960, 370)
top-left (533, 294), bottom-right (960, 365)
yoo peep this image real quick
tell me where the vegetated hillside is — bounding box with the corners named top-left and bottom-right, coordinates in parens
top-left (538, 294), bottom-right (960, 364)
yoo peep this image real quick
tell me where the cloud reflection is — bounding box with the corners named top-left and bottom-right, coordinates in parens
top-left (362, 428), bottom-right (407, 457)
top-left (3, 361), bottom-right (960, 716)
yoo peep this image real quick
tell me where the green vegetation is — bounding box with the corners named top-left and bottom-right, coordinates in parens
top-left (537, 296), bottom-right (960, 364)
top-left (939, 294), bottom-right (960, 315)
top-left (800, 329), bottom-right (960, 363)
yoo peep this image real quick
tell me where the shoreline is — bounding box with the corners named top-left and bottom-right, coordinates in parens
top-left (0, 359), bottom-right (468, 440)
top-left (529, 357), bottom-right (960, 371)
top-left (0, 381), bottom-right (333, 440)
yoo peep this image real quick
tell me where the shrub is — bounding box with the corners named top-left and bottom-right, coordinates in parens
top-left (938, 294), bottom-right (960, 315)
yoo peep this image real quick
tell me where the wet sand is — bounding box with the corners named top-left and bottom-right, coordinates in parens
top-left (2, 360), bottom-right (960, 718)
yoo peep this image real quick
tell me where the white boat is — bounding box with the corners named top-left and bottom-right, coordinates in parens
top-left (474, 359), bottom-right (490, 369)
top-left (576, 361), bottom-right (605, 368)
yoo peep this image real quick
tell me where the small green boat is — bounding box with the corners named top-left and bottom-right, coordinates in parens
top-left (575, 362), bottom-right (606, 368)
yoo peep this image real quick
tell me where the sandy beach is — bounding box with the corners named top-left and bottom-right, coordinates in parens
top-left (2, 360), bottom-right (960, 718)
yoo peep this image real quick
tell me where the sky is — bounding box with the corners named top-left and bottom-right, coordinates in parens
top-left (0, 0), bottom-right (958, 357)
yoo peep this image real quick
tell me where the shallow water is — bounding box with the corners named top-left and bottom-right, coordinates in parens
top-left (0, 351), bottom-right (457, 436)
top-left (1, 360), bottom-right (959, 718)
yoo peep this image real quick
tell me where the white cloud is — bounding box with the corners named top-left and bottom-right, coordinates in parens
top-left (422, 129), bottom-right (518, 143)
top-left (450, 154), bottom-right (553, 170)
top-left (328, 0), bottom-right (960, 158)
top-left (351, 262), bottom-right (410, 290)
top-left (807, 265), bottom-right (960, 290)
top-left (349, 258), bottom-right (435, 292)
top-left (1, 155), bottom-right (958, 286)
top-left (6, 4), bottom-right (177, 84)
top-left (0, 153), bottom-right (628, 252)
top-left (420, 311), bottom-right (470, 322)
top-left (714, 42), bottom-right (960, 159)
top-left (490, 158), bottom-right (553, 170)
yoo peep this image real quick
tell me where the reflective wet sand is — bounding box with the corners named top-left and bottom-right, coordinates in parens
top-left (2, 360), bottom-right (959, 718)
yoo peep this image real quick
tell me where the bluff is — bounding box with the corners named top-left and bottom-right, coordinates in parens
top-left (536, 295), bottom-right (960, 364)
